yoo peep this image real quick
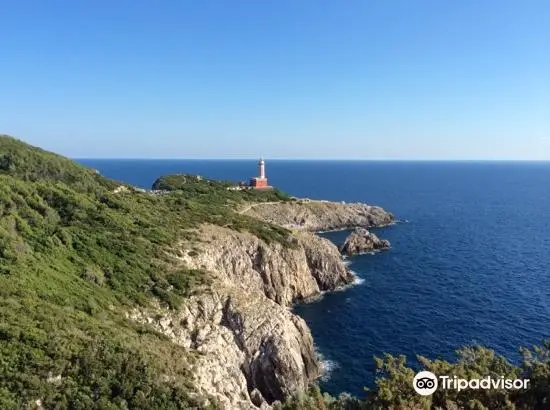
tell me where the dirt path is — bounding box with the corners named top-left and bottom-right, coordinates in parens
top-left (237, 201), bottom-right (280, 215)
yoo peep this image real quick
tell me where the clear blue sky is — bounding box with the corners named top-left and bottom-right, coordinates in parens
top-left (1, 0), bottom-right (549, 159)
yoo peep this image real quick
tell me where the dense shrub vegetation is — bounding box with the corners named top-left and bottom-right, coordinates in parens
top-left (0, 135), bottom-right (294, 408)
top-left (0, 136), bottom-right (117, 193)
top-left (151, 173), bottom-right (295, 246)
top-left (152, 173), bottom-right (292, 203)
top-left (278, 343), bottom-right (550, 409)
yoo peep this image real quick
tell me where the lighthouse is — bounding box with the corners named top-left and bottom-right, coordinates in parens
top-left (259, 157), bottom-right (265, 179)
top-left (249, 157), bottom-right (270, 189)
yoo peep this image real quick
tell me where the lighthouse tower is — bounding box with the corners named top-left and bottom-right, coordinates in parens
top-left (259, 157), bottom-right (265, 179)
top-left (249, 157), bottom-right (269, 189)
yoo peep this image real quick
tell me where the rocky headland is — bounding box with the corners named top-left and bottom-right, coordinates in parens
top-left (240, 199), bottom-right (394, 232)
top-left (129, 200), bottom-right (394, 409)
top-left (0, 136), bottom-right (396, 409)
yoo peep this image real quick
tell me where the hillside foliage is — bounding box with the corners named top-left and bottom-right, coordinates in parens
top-left (279, 342), bottom-right (550, 410)
top-left (0, 135), bottom-right (294, 408)
top-left (152, 173), bottom-right (292, 203)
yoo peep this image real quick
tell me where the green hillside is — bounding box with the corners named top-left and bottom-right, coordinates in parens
top-left (151, 173), bottom-right (291, 202)
top-left (0, 136), bottom-right (293, 409)
top-left (0, 136), bottom-right (117, 192)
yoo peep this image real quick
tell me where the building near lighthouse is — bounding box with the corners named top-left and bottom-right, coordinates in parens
top-left (249, 157), bottom-right (270, 189)
top-left (227, 157), bottom-right (273, 190)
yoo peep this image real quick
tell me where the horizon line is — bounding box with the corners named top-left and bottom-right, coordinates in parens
top-left (74, 157), bottom-right (550, 162)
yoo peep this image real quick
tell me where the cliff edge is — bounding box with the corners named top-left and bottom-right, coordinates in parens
top-left (131, 223), bottom-right (355, 409)
top-left (240, 199), bottom-right (394, 232)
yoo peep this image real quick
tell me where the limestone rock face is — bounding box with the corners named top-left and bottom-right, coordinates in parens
top-left (339, 227), bottom-right (391, 256)
top-left (174, 225), bottom-right (353, 305)
top-left (129, 224), bottom-right (354, 409)
top-left (241, 200), bottom-right (394, 232)
top-left (129, 287), bottom-right (318, 409)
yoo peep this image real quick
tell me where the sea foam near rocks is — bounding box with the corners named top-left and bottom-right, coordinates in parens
top-left (352, 272), bottom-right (365, 285)
top-left (318, 353), bottom-right (339, 382)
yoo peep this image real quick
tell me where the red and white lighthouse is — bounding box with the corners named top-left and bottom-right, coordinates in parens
top-left (250, 157), bottom-right (269, 189)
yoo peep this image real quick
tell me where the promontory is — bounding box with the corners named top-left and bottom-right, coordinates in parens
top-left (0, 136), bottom-right (394, 409)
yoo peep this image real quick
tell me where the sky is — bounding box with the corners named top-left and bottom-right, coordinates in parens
top-left (1, 0), bottom-right (549, 159)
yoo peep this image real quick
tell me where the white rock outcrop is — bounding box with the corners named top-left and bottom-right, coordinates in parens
top-left (241, 200), bottom-right (394, 232)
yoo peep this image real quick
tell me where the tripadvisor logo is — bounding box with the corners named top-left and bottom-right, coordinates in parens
top-left (413, 371), bottom-right (530, 396)
top-left (413, 371), bottom-right (438, 396)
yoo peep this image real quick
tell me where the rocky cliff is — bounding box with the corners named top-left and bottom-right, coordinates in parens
top-left (241, 199), bottom-right (394, 232)
top-left (175, 225), bottom-right (353, 305)
top-left (129, 199), bottom-right (393, 409)
top-left (130, 223), bottom-right (354, 409)
top-left (129, 286), bottom-right (317, 410)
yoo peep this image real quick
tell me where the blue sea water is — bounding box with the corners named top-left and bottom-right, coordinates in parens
top-left (79, 159), bottom-right (550, 398)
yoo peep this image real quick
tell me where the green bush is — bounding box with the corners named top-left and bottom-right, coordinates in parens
top-left (281, 342), bottom-right (550, 410)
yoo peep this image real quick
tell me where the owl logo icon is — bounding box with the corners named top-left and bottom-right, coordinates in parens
top-left (413, 371), bottom-right (438, 395)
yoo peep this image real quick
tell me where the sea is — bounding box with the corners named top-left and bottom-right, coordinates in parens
top-left (78, 159), bottom-right (550, 398)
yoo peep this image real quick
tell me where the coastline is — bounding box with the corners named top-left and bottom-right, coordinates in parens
top-left (290, 216), bottom-right (399, 386)
top-left (313, 220), bottom-right (401, 234)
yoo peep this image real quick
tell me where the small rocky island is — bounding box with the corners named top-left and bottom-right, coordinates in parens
top-left (339, 227), bottom-right (391, 256)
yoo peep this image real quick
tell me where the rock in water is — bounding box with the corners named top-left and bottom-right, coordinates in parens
top-left (339, 227), bottom-right (390, 256)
